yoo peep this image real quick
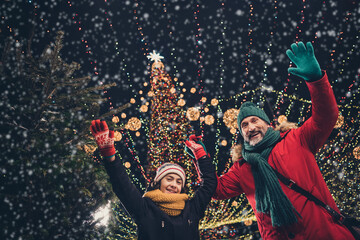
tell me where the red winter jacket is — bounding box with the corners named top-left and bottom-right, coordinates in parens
top-left (214, 72), bottom-right (354, 240)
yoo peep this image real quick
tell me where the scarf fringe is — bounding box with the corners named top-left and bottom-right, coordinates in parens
top-left (244, 128), bottom-right (299, 227)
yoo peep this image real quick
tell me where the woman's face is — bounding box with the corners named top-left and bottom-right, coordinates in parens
top-left (159, 173), bottom-right (183, 194)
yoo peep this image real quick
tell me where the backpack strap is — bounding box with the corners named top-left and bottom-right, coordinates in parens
top-left (272, 167), bottom-right (345, 223)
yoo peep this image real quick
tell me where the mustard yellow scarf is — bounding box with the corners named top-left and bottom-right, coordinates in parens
top-left (143, 189), bottom-right (188, 216)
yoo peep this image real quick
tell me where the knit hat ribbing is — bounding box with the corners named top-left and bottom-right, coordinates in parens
top-left (237, 102), bottom-right (270, 135)
top-left (154, 163), bottom-right (186, 187)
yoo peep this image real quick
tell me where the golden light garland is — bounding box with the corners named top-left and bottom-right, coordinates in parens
top-left (334, 113), bottom-right (344, 128)
top-left (177, 99), bottom-right (186, 106)
top-left (127, 117), bottom-right (141, 131)
top-left (277, 115), bottom-right (287, 124)
top-left (151, 61), bottom-right (164, 70)
top-left (83, 144), bottom-right (97, 154)
top-left (190, 87), bottom-right (196, 93)
top-left (221, 139), bottom-right (228, 146)
top-left (124, 162), bottom-right (131, 168)
top-left (114, 131), bottom-right (122, 141)
top-left (140, 105), bottom-right (148, 112)
top-left (243, 219), bottom-right (253, 226)
top-left (121, 113), bottom-right (126, 118)
top-left (130, 98), bottom-right (136, 104)
top-left (211, 98), bottom-right (219, 106)
top-left (353, 146), bottom-right (360, 160)
top-left (112, 116), bottom-right (120, 123)
top-left (230, 128), bottom-right (237, 135)
top-left (201, 97), bottom-right (207, 103)
top-left (148, 91), bottom-right (155, 97)
top-left (186, 107), bottom-right (200, 121)
top-left (223, 108), bottom-right (239, 129)
top-left (204, 115), bottom-right (215, 125)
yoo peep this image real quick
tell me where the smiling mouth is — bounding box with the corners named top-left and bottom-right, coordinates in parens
top-left (166, 189), bottom-right (177, 194)
top-left (249, 132), bottom-right (260, 139)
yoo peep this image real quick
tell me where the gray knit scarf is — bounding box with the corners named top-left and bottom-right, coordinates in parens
top-left (242, 127), bottom-right (298, 227)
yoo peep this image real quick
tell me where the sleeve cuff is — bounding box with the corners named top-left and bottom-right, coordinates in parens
top-left (306, 70), bottom-right (326, 83)
top-left (103, 155), bottom-right (122, 167)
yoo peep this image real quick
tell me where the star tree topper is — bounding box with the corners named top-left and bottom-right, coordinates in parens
top-left (147, 50), bottom-right (164, 62)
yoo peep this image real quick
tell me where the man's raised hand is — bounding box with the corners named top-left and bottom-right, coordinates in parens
top-left (286, 41), bottom-right (322, 81)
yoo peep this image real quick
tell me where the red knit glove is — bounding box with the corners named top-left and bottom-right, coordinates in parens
top-left (189, 134), bottom-right (202, 142)
top-left (185, 137), bottom-right (208, 160)
top-left (90, 119), bottom-right (116, 157)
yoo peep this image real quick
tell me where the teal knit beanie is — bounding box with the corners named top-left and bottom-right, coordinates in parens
top-left (237, 102), bottom-right (270, 135)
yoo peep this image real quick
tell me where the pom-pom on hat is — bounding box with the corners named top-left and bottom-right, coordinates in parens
top-left (154, 163), bottom-right (186, 187)
top-left (237, 102), bottom-right (270, 135)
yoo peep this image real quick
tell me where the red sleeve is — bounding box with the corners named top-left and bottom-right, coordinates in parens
top-left (212, 161), bottom-right (244, 200)
top-left (300, 71), bottom-right (339, 153)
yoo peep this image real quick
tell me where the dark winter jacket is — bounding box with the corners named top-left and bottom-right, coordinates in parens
top-left (214, 72), bottom-right (355, 240)
top-left (104, 155), bottom-right (217, 240)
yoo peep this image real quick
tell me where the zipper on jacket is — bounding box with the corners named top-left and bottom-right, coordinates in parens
top-left (162, 220), bottom-right (164, 228)
top-left (188, 219), bottom-right (192, 226)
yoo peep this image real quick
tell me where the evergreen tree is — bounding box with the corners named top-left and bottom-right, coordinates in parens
top-left (0, 31), bottom-right (124, 240)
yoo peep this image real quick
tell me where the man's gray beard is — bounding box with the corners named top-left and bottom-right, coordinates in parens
top-left (249, 138), bottom-right (262, 146)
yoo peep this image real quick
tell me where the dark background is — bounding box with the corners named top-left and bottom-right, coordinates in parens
top-left (1, 0), bottom-right (359, 239)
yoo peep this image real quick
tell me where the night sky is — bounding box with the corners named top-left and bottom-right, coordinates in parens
top-left (1, 0), bottom-right (359, 238)
top-left (2, 0), bottom-right (358, 103)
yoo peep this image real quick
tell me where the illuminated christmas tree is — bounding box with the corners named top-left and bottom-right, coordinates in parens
top-left (146, 51), bottom-right (199, 193)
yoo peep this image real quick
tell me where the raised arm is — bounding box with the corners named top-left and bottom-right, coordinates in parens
top-left (185, 135), bottom-right (243, 203)
top-left (90, 119), bottom-right (146, 219)
top-left (286, 42), bottom-right (338, 153)
top-left (102, 155), bottom-right (146, 220)
top-left (190, 156), bottom-right (217, 218)
top-left (213, 162), bottom-right (244, 200)
top-left (185, 136), bottom-right (217, 218)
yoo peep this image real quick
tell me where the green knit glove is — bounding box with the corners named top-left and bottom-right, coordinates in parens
top-left (286, 42), bottom-right (322, 81)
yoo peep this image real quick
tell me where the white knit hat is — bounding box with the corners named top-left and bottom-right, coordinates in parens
top-left (154, 163), bottom-right (186, 187)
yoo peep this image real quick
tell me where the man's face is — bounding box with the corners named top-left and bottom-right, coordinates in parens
top-left (240, 116), bottom-right (269, 146)
top-left (159, 173), bottom-right (183, 194)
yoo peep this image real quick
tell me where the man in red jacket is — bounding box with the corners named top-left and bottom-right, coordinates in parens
top-left (213, 42), bottom-right (355, 239)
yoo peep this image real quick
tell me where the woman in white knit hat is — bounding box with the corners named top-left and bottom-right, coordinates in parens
top-left (90, 119), bottom-right (217, 240)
